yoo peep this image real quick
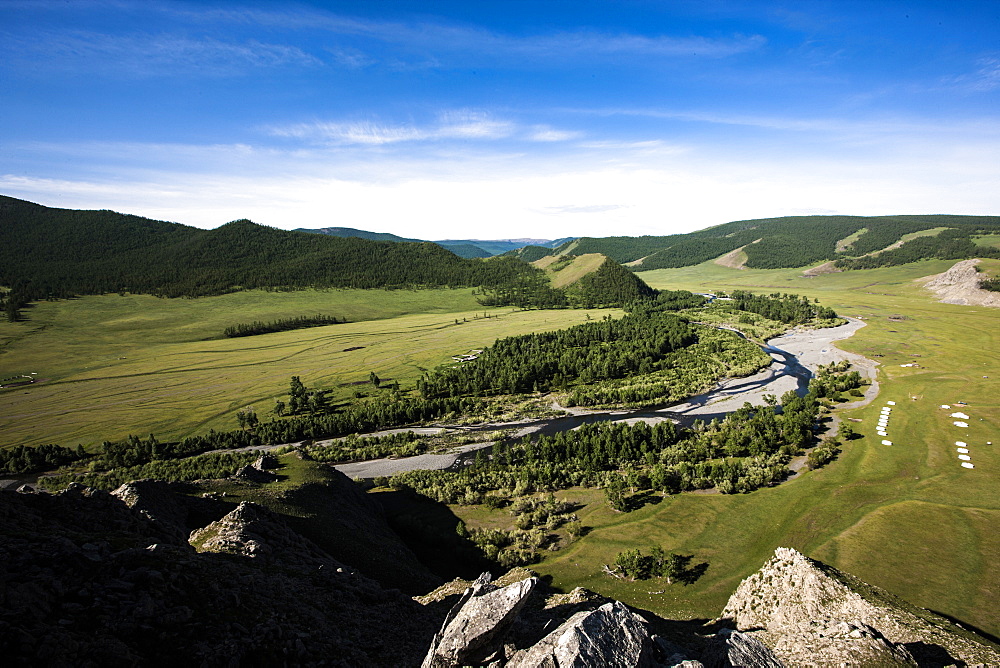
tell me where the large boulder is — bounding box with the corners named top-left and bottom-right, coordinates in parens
top-left (507, 600), bottom-right (666, 668)
top-left (423, 573), bottom-right (539, 667)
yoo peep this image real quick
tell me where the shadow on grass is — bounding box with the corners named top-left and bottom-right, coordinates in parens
top-left (375, 488), bottom-right (495, 581)
top-left (622, 490), bottom-right (663, 512)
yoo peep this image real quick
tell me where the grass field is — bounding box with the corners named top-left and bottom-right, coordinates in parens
top-left (0, 288), bottom-right (618, 447)
top-left (511, 258), bottom-right (1000, 637)
top-left (3, 261), bottom-right (998, 638)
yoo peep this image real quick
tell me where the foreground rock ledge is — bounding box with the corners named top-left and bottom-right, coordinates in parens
top-left (720, 546), bottom-right (1000, 667)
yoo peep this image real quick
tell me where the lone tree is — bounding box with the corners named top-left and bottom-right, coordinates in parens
top-left (604, 473), bottom-right (627, 511)
top-left (236, 406), bottom-right (258, 432)
top-left (369, 371), bottom-right (381, 388)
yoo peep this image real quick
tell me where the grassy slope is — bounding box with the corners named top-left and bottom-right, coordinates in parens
top-left (532, 253), bottom-right (608, 288)
top-left (526, 258), bottom-right (1000, 637)
top-left (0, 288), bottom-right (617, 447)
top-left (974, 234), bottom-right (1000, 249)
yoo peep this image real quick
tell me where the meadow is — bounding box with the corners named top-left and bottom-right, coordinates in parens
top-left (516, 258), bottom-right (1000, 637)
top-left (0, 288), bottom-right (617, 447)
top-left (2, 258), bottom-right (998, 638)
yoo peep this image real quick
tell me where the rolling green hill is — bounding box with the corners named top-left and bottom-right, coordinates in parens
top-left (0, 195), bottom-right (542, 300)
top-left (554, 215), bottom-right (1000, 270)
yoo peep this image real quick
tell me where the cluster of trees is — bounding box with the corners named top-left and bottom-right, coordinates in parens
top-left (809, 361), bottom-right (865, 401)
top-left (835, 228), bottom-right (1000, 270)
top-left (981, 277), bottom-right (1000, 292)
top-left (44, 451), bottom-right (260, 491)
top-left (452, 494), bottom-right (583, 568)
top-left (726, 290), bottom-right (838, 324)
top-left (562, 326), bottom-right (770, 408)
top-left (0, 281), bottom-right (33, 322)
top-left (392, 372), bottom-right (852, 509)
top-left (306, 431), bottom-right (429, 463)
top-left (223, 314), bottom-right (345, 338)
top-left (611, 547), bottom-right (705, 584)
top-left (0, 443), bottom-right (87, 475)
top-left (278, 376), bottom-right (331, 416)
top-left (418, 311), bottom-right (697, 398)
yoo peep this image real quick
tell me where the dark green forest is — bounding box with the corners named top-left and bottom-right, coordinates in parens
top-left (834, 228), bottom-right (1000, 269)
top-left (553, 215), bottom-right (1000, 270)
top-left (0, 196), bottom-right (540, 299)
top-left (417, 310), bottom-right (698, 398)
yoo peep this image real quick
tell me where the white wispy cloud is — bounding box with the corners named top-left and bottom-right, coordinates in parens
top-left (166, 3), bottom-right (767, 63)
top-left (266, 111), bottom-right (578, 146)
top-left (1, 29), bottom-right (320, 76)
top-left (948, 55), bottom-right (1000, 92)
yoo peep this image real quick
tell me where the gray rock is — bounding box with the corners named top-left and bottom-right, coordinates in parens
top-left (253, 454), bottom-right (278, 470)
top-left (188, 501), bottom-right (339, 569)
top-left (701, 628), bottom-right (783, 667)
top-left (720, 547), bottom-right (996, 666)
top-left (507, 600), bottom-right (664, 668)
top-left (232, 463), bottom-right (278, 482)
top-left (423, 575), bottom-right (539, 667)
top-left (112, 479), bottom-right (189, 542)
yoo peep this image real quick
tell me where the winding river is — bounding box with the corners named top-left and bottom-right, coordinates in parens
top-left (333, 317), bottom-right (879, 479)
top-left (0, 318), bottom-right (876, 489)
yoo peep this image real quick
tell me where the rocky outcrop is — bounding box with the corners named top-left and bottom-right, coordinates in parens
top-left (232, 454), bottom-right (279, 482)
top-left (720, 547), bottom-right (1000, 666)
top-left (423, 573), bottom-right (538, 666)
top-left (918, 258), bottom-right (1000, 307)
top-left (189, 501), bottom-right (343, 570)
top-left (112, 479), bottom-right (191, 543)
top-left (700, 628), bottom-right (783, 668)
top-left (421, 572), bottom-right (703, 667)
top-left (0, 484), bottom-right (440, 666)
top-left (507, 600), bottom-right (668, 667)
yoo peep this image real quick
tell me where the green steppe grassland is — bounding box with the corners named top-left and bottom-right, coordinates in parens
top-left (515, 258), bottom-right (999, 638)
top-left (0, 287), bottom-right (618, 447)
top-left (2, 257), bottom-right (998, 640)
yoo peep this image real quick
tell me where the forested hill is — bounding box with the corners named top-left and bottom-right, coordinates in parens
top-left (297, 226), bottom-right (575, 259)
top-left (477, 254), bottom-right (656, 309)
top-left (554, 214), bottom-right (1000, 270)
top-left (0, 196), bottom-right (539, 299)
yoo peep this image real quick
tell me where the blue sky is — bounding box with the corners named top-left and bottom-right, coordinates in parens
top-left (2, 0), bottom-right (998, 239)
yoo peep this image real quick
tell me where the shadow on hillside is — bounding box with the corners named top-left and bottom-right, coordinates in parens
top-left (929, 609), bottom-right (1000, 645)
top-left (375, 489), bottom-right (493, 581)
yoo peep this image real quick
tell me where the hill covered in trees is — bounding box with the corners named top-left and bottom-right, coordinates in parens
top-left (0, 196), bottom-right (552, 300)
top-left (0, 196), bottom-right (653, 309)
top-left (553, 215), bottom-right (1000, 270)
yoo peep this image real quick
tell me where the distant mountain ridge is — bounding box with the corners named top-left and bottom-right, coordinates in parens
top-left (553, 215), bottom-right (1000, 271)
top-left (295, 226), bottom-right (574, 259)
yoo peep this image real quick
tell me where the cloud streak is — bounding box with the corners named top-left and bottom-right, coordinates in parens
top-left (266, 111), bottom-right (576, 146)
top-left (1, 29), bottom-right (320, 76)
